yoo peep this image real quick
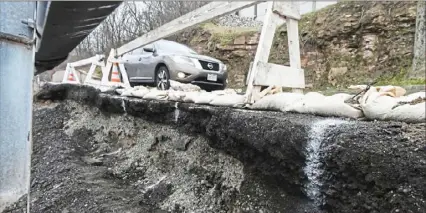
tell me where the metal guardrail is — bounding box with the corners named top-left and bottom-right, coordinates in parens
top-left (0, 2), bottom-right (36, 211)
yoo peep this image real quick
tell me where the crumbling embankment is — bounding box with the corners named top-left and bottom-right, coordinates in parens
top-left (5, 83), bottom-right (425, 213)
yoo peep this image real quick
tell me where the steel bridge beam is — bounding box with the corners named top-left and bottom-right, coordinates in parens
top-left (34, 1), bottom-right (122, 74)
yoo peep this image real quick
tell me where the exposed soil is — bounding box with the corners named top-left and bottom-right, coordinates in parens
top-left (3, 83), bottom-right (425, 213)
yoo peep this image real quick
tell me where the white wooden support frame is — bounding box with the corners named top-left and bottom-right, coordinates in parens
top-left (100, 49), bottom-right (131, 88)
top-left (81, 54), bottom-right (106, 86)
top-left (62, 64), bottom-right (80, 84)
top-left (245, 1), bottom-right (305, 103)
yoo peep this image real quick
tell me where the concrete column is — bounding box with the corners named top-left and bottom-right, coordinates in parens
top-left (0, 2), bottom-right (36, 211)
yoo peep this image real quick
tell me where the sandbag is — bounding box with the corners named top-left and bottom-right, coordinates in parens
top-left (250, 92), bottom-right (305, 111)
top-left (360, 88), bottom-right (425, 123)
top-left (121, 86), bottom-right (150, 98)
top-left (168, 90), bottom-right (187, 102)
top-left (115, 88), bottom-right (125, 95)
top-left (289, 92), bottom-right (364, 119)
top-left (143, 89), bottom-right (168, 101)
top-left (212, 89), bottom-right (237, 96)
top-left (209, 94), bottom-right (245, 107)
top-left (169, 80), bottom-right (201, 92)
top-left (193, 92), bottom-right (217, 105)
top-left (348, 84), bottom-right (406, 97)
top-left (377, 85), bottom-right (406, 97)
top-left (182, 91), bottom-right (201, 103)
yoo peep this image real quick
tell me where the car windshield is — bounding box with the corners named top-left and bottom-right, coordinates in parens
top-left (154, 40), bottom-right (197, 55)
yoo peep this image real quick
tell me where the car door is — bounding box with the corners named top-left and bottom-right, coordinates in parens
top-left (122, 48), bottom-right (143, 82)
top-left (138, 43), bottom-right (156, 82)
top-left (123, 46), bottom-right (154, 83)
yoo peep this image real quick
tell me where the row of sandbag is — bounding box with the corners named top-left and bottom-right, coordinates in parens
top-left (250, 85), bottom-right (425, 123)
top-left (115, 80), bottom-right (425, 123)
top-left (116, 80), bottom-right (246, 107)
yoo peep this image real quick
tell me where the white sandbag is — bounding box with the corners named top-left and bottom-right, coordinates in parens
top-left (168, 90), bottom-right (187, 102)
top-left (121, 86), bottom-right (150, 98)
top-left (115, 88), bottom-right (125, 95)
top-left (209, 94), bottom-right (245, 107)
top-left (169, 80), bottom-right (201, 92)
top-left (360, 87), bottom-right (425, 123)
top-left (250, 92), bottom-right (305, 111)
top-left (398, 92), bottom-right (426, 102)
top-left (182, 91), bottom-right (201, 103)
top-left (143, 89), bottom-right (168, 101)
top-left (330, 93), bottom-right (354, 101)
top-left (289, 92), bottom-right (364, 119)
top-left (348, 85), bottom-right (406, 97)
top-left (288, 92), bottom-right (324, 114)
top-left (212, 89), bottom-right (237, 96)
top-left (193, 92), bottom-right (218, 104)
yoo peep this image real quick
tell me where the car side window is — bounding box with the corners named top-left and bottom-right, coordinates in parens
top-left (131, 47), bottom-right (144, 55)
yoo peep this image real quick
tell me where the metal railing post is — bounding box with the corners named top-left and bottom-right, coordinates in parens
top-left (0, 2), bottom-right (36, 211)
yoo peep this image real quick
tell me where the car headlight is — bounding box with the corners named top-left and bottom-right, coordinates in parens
top-left (220, 63), bottom-right (227, 72)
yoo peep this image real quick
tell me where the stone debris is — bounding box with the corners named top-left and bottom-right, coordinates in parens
top-left (214, 14), bottom-right (263, 28)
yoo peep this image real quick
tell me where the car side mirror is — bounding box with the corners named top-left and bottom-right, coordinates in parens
top-left (143, 47), bottom-right (155, 53)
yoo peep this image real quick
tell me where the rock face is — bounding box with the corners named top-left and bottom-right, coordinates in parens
top-left (173, 1), bottom-right (424, 89)
top-left (4, 83), bottom-right (426, 213)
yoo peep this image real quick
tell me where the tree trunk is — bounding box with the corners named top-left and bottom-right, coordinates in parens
top-left (409, 0), bottom-right (425, 79)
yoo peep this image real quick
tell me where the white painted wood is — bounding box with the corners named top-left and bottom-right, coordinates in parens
top-left (118, 63), bottom-right (131, 87)
top-left (272, 1), bottom-right (301, 20)
top-left (245, 1), bottom-right (286, 103)
top-left (286, 17), bottom-right (305, 93)
top-left (62, 65), bottom-right (80, 84)
top-left (253, 61), bottom-right (305, 88)
top-left (72, 67), bottom-right (81, 83)
top-left (69, 54), bottom-right (104, 68)
top-left (62, 65), bottom-right (70, 83)
top-left (116, 1), bottom-right (260, 56)
top-left (101, 49), bottom-right (115, 84)
top-left (84, 63), bottom-right (98, 84)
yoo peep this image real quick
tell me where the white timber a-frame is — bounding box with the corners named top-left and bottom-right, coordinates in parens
top-left (103, 1), bottom-right (305, 103)
top-left (63, 55), bottom-right (105, 84)
top-left (63, 54), bottom-right (105, 86)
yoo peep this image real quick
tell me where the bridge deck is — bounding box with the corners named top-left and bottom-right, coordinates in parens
top-left (35, 1), bottom-right (122, 74)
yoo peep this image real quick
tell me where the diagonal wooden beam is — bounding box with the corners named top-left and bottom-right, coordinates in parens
top-left (116, 1), bottom-right (262, 56)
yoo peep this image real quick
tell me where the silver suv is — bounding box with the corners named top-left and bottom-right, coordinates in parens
top-left (122, 39), bottom-right (228, 90)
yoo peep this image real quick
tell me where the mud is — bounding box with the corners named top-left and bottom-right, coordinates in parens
top-left (3, 83), bottom-right (425, 213)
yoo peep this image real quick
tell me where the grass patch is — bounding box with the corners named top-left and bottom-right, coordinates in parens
top-left (376, 68), bottom-right (426, 86)
top-left (201, 22), bottom-right (259, 45)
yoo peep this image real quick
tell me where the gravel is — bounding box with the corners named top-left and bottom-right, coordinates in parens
top-left (214, 15), bottom-right (263, 28)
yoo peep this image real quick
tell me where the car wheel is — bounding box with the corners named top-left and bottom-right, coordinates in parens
top-left (155, 65), bottom-right (170, 90)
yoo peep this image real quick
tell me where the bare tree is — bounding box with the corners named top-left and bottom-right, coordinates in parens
top-left (72, 1), bottom-right (209, 60)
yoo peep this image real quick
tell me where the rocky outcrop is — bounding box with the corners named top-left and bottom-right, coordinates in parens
top-left (173, 1), bottom-right (425, 89)
top-left (4, 83), bottom-right (422, 213)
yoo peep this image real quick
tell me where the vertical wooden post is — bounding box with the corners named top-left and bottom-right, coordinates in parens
top-left (101, 49), bottom-right (114, 84)
top-left (84, 63), bottom-right (98, 84)
top-left (286, 18), bottom-right (304, 93)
